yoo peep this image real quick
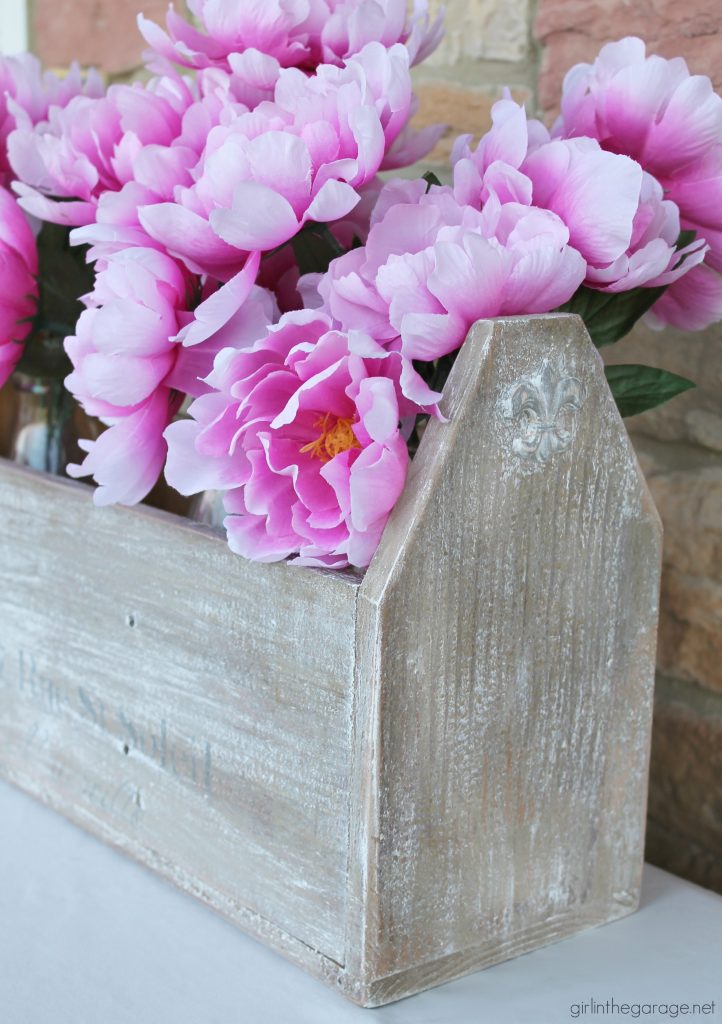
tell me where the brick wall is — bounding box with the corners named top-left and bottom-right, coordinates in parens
top-left (420, 0), bottom-right (722, 898)
top-left (421, 0), bottom-right (720, 897)
top-left (535, 0), bottom-right (722, 118)
top-left (534, 0), bottom-right (722, 895)
top-left (31, 0), bottom-right (163, 76)
top-left (28, 0), bottom-right (722, 892)
top-left (413, 0), bottom-right (538, 167)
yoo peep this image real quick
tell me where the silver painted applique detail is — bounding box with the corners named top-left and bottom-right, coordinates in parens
top-left (503, 359), bottom-right (586, 466)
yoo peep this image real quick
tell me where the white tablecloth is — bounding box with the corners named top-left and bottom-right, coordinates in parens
top-left (0, 779), bottom-right (719, 1024)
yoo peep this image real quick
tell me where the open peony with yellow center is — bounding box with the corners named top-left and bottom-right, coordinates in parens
top-left (164, 310), bottom-right (424, 568)
top-left (300, 412), bottom-right (362, 462)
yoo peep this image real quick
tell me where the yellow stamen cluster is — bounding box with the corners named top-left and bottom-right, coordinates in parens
top-left (300, 412), bottom-right (362, 463)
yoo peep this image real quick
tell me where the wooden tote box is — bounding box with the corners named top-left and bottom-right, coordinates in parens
top-left (0, 314), bottom-right (662, 1007)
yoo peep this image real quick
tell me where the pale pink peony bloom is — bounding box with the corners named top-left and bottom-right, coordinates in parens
top-left (165, 309), bottom-right (420, 567)
top-left (452, 96), bottom-right (706, 293)
top-left (257, 175), bottom-right (385, 312)
top-left (139, 0), bottom-right (326, 78)
top-left (68, 388), bottom-right (184, 507)
top-left (139, 0), bottom-right (442, 100)
top-left (645, 263), bottom-right (722, 332)
top-left (139, 43), bottom-right (429, 345)
top-left (68, 181), bottom-right (171, 267)
top-left (322, 0), bottom-right (443, 67)
top-left (0, 185), bottom-right (38, 388)
top-left (140, 43), bottom-right (420, 270)
top-left (662, 145), bottom-right (722, 274)
top-left (583, 173), bottom-right (706, 293)
top-left (65, 245), bottom-right (277, 504)
top-left (9, 73), bottom-right (199, 228)
top-left (554, 37), bottom-right (722, 327)
top-left (318, 179), bottom-right (587, 404)
top-left (0, 53), bottom-right (103, 189)
top-left (65, 71), bottom-right (250, 264)
top-left (555, 37), bottom-right (722, 183)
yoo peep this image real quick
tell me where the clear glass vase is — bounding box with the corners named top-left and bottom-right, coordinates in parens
top-left (9, 372), bottom-right (76, 476)
top-left (189, 489), bottom-right (227, 529)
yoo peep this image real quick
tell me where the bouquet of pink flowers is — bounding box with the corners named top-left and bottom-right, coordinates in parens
top-left (1, 6), bottom-right (721, 569)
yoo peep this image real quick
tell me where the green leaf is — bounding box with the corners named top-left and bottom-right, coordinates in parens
top-left (16, 331), bottom-right (71, 381)
top-left (422, 170), bottom-right (442, 191)
top-left (290, 222), bottom-right (346, 276)
top-left (676, 228), bottom-right (697, 250)
top-left (558, 230), bottom-right (702, 349)
top-left (30, 224), bottom-right (94, 342)
top-left (605, 363), bottom-right (695, 418)
top-left (557, 285), bottom-right (667, 348)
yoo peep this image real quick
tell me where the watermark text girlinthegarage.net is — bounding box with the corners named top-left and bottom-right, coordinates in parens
top-left (570, 1000), bottom-right (717, 1020)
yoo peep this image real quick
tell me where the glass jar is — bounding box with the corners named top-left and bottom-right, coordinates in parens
top-left (9, 372), bottom-right (76, 475)
top-left (189, 489), bottom-right (226, 530)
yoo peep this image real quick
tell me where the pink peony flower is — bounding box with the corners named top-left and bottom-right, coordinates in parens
top-left (554, 37), bottom-right (722, 328)
top-left (555, 37), bottom-right (722, 184)
top-left (139, 43), bottom-right (421, 273)
top-left (9, 73), bottom-right (199, 228)
top-left (0, 53), bottom-right (103, 189)
top-left (139, 0), bottom-right (442, 96)
top-left (256, 176), bottom-right (385, 312)
top-left (139, 0), bottom-right (327, 77)
top-left (138, 42), bottom-right (435, 347)
top-left (318, 178), bottom-right (587, 404)
top-left (63, 70), bottom-right (249, 264)
top-left (645, 263), bottom-right (722, 332)
top-left (582, 172), bottom-right (706, 293)
top-left (0, 185), bottom-right (38, 388)
top-left (65, 245), bottom-right (277, 504)
top-left (64, 70), bottom-right (252, 269)
top-left (68, 388), bottom-right (185, 507)
top-left (69, 181), bottom-right (184, 266)
top-left (321, 0), bottom-right (443, 67)
top-left (452, 96), bottom-right (706, 294)
top-left (164, 309), bottom-right (421, 567)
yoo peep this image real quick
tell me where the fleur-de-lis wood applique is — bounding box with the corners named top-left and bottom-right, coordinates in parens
top-left (505, 359), bottom-right (586, 466)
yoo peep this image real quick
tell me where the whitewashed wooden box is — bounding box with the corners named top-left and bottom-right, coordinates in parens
top-left (0, 315), bottom-right (661, 1007)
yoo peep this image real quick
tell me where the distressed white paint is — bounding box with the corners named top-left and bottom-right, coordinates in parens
top-left (0, 473), bottom-right (358, 965)
top-left (0, 315), bottom-right (662, 1006)
top-left (0, 1), bottom-right (28, 55)
top-left (346, 315), bottom-right (661, 1004)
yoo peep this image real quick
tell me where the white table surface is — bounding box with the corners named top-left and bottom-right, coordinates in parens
top-left (0, 779), bottom-right (720, 1024)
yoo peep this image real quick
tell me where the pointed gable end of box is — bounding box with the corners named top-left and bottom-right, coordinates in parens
top-left (344, 314), bottom-right (662, 1006)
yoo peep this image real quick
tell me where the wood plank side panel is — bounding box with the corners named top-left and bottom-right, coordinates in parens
top-left (0, 463), bottom-right (358, 965)
top-left (349, 315), bottom-right (661, 998)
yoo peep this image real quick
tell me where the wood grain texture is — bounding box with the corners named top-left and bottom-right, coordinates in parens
top-left (345, 314), bottom-right (661, 1004)
top-left (0, 315), bottom-right (662, 1007)
top-left (0, 463), bottom-right (359, 966)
